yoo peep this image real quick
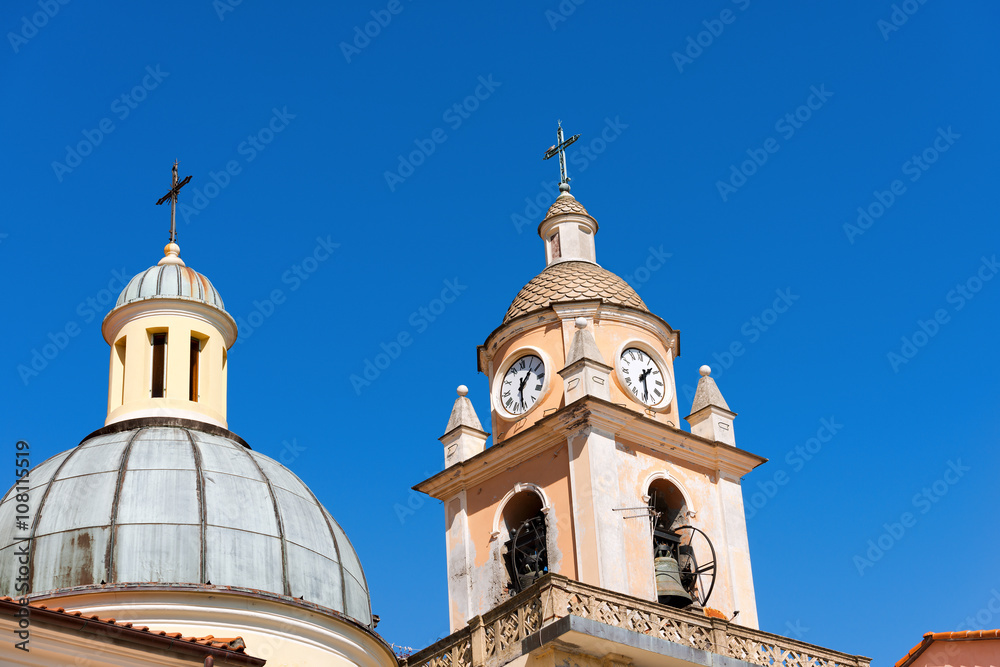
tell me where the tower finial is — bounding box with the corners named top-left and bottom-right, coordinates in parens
top-left (542, 120), bottom-right (580, 194)
top-left (155, 160), bottom-right (192, 245)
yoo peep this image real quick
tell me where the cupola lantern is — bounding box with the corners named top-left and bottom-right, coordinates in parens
top-left (102, 242), bottom-right (237, 428)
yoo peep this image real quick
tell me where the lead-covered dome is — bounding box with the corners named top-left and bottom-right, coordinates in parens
top-left (115, 243), bottom-right (226, 312)
top-left (503, 260), bottom-right (648, 324)
top-left (0, 421), bottom-right (371, 626)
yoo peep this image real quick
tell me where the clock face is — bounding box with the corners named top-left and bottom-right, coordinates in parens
top-left (619, 347), bottom-right (668, 407)
top-left (499, 354), bottom-right (546, 416)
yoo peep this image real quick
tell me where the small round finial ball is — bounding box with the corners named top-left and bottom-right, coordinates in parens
top-left (699, 365), bottom-right (712, 377)
top-left (575, 317), bottom-right (587, 329)
top-left (457, 385), bottom-right (469, 397)
top-left (164, 242), bottom-right (180, 257)
top-left (559, 182), bottom-right (571, 193)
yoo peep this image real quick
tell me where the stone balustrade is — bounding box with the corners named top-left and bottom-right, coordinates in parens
top-left (403, 574), bottom-right (870, 667)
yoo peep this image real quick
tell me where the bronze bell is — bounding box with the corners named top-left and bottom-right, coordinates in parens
top-left (655, 555), bottom-right (692, 607)
top-left (517, 568), bottom-right (540, 592)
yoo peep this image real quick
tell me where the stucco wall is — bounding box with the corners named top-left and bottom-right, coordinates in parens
top-left (913, 640), bottom-right (1000, 667)
top-left (484, 308), bottom-right (679, 443)
top-left (106, 311), bottom-right (229, 428)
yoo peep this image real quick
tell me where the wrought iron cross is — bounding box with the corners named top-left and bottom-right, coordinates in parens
top-left (155, 160), bottom-right (192, 243)
top-left (542, 121), bottom-right (580, 187)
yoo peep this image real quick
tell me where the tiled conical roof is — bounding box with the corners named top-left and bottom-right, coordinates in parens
top-left (544, 194), bottom-right (590, 218)
top-left (503, 261), bottom-right (647, 324)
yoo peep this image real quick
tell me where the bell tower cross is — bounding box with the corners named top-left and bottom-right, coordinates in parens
top-left (543, 121), bottom-right (580, 188)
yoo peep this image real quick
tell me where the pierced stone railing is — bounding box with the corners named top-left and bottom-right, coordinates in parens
top-left (403, 574), bottom-right (870, 667)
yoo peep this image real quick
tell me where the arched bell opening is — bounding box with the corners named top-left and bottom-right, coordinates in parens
top-left (646, 478), bottom-right (717, 609)
top-left (648, 478), bottom-right (688, 534)
top-left (499, 490), bottom-right (549, 595)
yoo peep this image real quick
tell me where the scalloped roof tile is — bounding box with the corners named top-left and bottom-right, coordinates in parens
top-left (545, 194), bottom-right (590, 218)
top-left (503, 261), bottom-right (647, 324)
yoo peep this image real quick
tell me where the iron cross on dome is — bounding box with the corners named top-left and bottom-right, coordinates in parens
top-left (542, 121), bottom-right (580, 187)
top-left (155, 160), bottom-right (192, 243)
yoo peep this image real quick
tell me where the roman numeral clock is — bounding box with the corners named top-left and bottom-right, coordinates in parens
top-left (616, 345), bottom-right (673, 409)
top-left (493, 352), bottom-right (548, 418)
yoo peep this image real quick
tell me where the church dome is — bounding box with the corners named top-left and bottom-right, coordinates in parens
top-left (115, 243), bottom-right (226, 312)
top-left (0, 421), bottom-right (372, 626)
top-left (503, 260), bottom-right (648, 324)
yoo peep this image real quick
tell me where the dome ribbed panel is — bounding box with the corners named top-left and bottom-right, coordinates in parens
top-left (184, 267), bottom-right (200, 301)
top-left (138, 269), bottom-right (159, 300)
top-left (324, 508), bottom-right (372, 625)
top-left (115, 264), bottom-right (226, 312)
top-left (0, 425), bottom-right (370, 626)
top-left (503, 260), bottom-right (648, 324)
top-left (157, 264), bottom-right (173, 298)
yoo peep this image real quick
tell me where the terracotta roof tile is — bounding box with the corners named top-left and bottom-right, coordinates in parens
top-left (894, 629), bottom-right (1000, 667)
top-left (929, 630), bottom-right (1000, 640)
top-left (2, 596), bottom-right (252, 654)
top-left (545, 195), bottom-right (590, 218)
top-left (503, 261), bottom-right (647, 324)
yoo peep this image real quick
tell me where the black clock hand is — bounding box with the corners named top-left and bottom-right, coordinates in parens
top-left (639, 368), bottom-right (651, 401)
top-left (518, 372), bottom-right (530, 408)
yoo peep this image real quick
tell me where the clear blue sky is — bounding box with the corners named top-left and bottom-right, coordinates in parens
top-left (3, 1), bottom-right (998, 664)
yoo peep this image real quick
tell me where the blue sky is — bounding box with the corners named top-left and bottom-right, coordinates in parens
top-left (3, 1), bottom-right (999, 663)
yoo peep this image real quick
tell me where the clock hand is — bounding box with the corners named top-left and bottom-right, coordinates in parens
top-left (639, 368), bottom-right (651, 401)
top-left (518, 373), bottom-right (530, 408)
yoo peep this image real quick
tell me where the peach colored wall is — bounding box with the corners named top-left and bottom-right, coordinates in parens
top-left (487, 312), bottom-right (679, 441)
top-left (465, 442), bottom-right (576, 578)
top-left (593, 321), bottom-right (680, 425)
top-left (916, 640), bottom-right (1000, 667)
top-left (455, 427), bottom-right (756, 626)
top-left (619, 438), bottom-right (756, 626)
top-left (489, 321), bottom-right (566, 441)
top-left (621, 442), bottom-right (720, 588)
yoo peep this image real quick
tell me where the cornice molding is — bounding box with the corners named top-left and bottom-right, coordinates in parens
top-left (558, 356), bottom-right (613, 378)
top-left (415, 397), bottom-right (766, 499)
top-left (478, 303), bottom-right (679, 373)
top-left (686, 404), bottom-right (738, 422)
top-left (102, 298), bottom-right (238, 347)
top-left (537, 210), bottom-right (599, 239)
top-left (439, 423), bottom-right (490, 444)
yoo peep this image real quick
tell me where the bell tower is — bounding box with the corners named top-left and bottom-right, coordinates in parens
top-left (415, 125), bottom-right (765, 634)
